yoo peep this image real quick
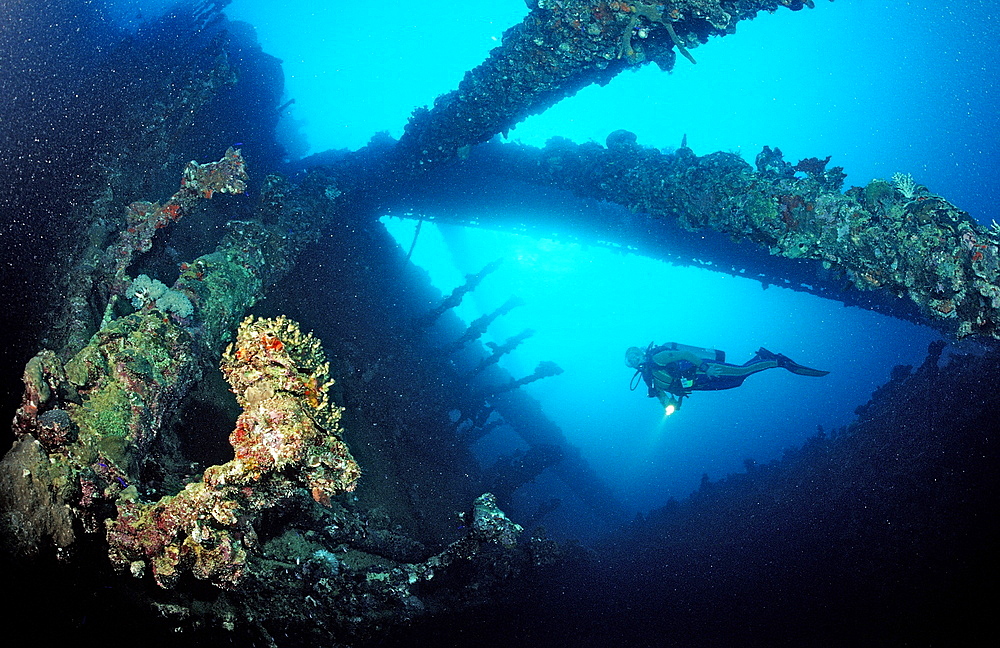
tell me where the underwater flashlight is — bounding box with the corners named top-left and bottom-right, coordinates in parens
top-left (664, 403), bottom-right (676, 416)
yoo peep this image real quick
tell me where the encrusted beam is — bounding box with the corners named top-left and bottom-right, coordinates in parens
top-left (395, 0), bottom-right (821, 170)
top-left (467, 137), bottom-right (1000, 340)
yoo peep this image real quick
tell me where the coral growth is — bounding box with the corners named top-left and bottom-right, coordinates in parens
top-left (126, 274), bottom-right (194, 318)
top-left (103, 147), bottom-right (249, 289)
top-left (891, 171), bottom-right (918, 199)
top-left (616, 2), bottom-right (699, 64)
top-left (106, 315), bottom-right (360, 588)
top-left (220, 314), bottom-right (360, 502)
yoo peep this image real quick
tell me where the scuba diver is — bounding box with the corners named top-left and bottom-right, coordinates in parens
top-left (626, 342), bottom-right (829, 415)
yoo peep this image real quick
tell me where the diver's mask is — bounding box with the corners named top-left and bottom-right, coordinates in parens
top-left (627, 346), bottom-right (648, 392)
top-left (625, 346), bottom-right (645, 369)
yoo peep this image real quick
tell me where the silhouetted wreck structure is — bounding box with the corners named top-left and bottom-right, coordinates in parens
top-left (391, 0), bottom-right (999, 340)
top-left (390, 139), bottom-right (992, 335)
top-left (1, 1), bottom-right (996, 647)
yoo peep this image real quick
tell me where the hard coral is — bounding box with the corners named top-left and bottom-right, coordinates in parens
top-left (106, 315), bottom-right (359, 589)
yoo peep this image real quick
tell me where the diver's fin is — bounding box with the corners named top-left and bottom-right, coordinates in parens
top-left (782, 360), bottom-right (829, 377)
top-left (757, 348), bottom-right (829, 377)
top-left (756, 347), bottom-right (778, 361)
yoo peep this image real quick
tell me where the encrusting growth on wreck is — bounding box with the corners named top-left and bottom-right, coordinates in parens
top-left (101, 147), bottom-right (249, 297)
top-left (2, 1), bottom-right (996, 645)
top-left (0, 146), bottom-right (339, 563)
top-left (106, 314), bottom-right (359, 589)
top-left (2, 149), bottom-right (256, 560)
top-left (0, 133), bottom-right (543, 639)
top-left (442, 135), bottom-right (1000, 340)
top-left (397, 0), bottom-right (820, 170)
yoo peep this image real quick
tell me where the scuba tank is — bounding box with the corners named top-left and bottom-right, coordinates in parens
top-left (654, 342), bottom-right (725, 363)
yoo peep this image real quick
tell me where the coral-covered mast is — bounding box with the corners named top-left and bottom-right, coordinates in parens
top-left (395, 0), bottom-right (820, 170)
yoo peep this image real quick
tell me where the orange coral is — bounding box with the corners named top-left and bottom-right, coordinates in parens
top-left (261, 333), bottom-right (284, 352)
top-left (162, 203), bottom-right (181, 220)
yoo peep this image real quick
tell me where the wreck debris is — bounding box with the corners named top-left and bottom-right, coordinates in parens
top-left (414, 257), bottom-right (503, 330)
top-left (376, 493), bottom-right (524, 587)
top-left (106, 315), bottom-right (359, 589)
top-left (237, 492), bottom-right (538, 644)
top-left (443, 296), bottom-right (525, 354)
top-left (459, 492), bottom-right (523, 549)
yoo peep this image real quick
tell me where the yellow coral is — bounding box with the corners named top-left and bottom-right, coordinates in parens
top-left (107, 315), bottom-right (359, 589)
top-left (221, 315), bottom-right (358, 492)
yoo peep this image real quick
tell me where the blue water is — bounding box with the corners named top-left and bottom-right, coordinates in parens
top-left (380, 216), bottom-right (943, 513)
top-left (108, 0), bottom-right (995, 513)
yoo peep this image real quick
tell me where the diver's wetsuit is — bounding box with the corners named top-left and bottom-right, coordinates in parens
top-left (629, 342), bottom-right (828, 410)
